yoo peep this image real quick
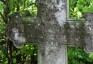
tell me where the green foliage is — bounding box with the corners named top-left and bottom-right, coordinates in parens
top-left (69, 0), bottom-right (93, 19)
top-left (6, 0), bottom-right (37, 17)
top-left (20, 44), bottom-right (38, 55)
top-left (68, 47), bottom-right (93, 64)
top-left (0, 2), bottom-right (5, 11)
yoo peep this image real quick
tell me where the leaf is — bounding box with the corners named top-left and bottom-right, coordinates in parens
top-left (0, 2), bottom-right (5, 11)
top-left (83, 6), bottom-right (89, 12)
top-left (88, 53), bottom-right (93, 61)
top-left (89, 5), bottom-right (93, 12)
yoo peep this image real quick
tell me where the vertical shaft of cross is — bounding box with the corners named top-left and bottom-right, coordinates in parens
top-left (37, 0), bottom-right (68, 64)
top-left (38, 44), bottom-right (68, 64)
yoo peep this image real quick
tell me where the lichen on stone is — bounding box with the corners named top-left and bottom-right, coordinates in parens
top-left (12, 28), bottom-right (26, 48)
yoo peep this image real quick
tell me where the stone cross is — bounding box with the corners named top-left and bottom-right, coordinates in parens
top-left (6, 0), bottom-right (93, 64)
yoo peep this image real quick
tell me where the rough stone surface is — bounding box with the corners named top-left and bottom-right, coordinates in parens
top-left (6, 12), bottom-right (26, 48)
top-left (38, 44), bottom-right (67, 64)
top-left (83, 12), bottom-right (93, 53)
top-left (37, 0), bottom-right (68, 63)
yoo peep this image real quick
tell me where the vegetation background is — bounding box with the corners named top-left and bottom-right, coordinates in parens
top-left (0, 0), bottom-right (93, 64)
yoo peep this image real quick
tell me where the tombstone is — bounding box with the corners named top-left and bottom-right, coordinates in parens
top-left (6, 0), bottom-right (93, 64)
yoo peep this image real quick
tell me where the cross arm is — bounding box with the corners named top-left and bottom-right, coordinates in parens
top-left (66, 12), bottom-right (93, 52)
top-left (6, 12), bottom-right (93, 53)
top-left (6, 12), bottom-right (42, 48)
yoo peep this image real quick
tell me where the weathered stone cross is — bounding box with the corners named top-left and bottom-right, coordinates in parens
top-left (6, 0), bottom-right (93, 64)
